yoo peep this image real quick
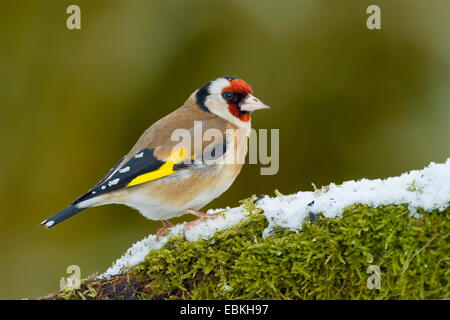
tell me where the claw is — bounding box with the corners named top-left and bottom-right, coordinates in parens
top-left (156, 220), bottom-right (174, 239)
top-left (183, 209), bottom-right (225, 235)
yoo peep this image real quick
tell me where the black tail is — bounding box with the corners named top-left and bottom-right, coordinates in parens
top-left (40, 205), bottom-right (86, 229)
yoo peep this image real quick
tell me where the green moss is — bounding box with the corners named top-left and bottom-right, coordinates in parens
top-left (134, 196), bottom-right (449, 300)
top-left (407, 180), bottom-right (424, 193)
top-left (57, 275), bottom-right (99, 300)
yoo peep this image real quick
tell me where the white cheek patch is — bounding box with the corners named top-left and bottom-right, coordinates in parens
top-left (203, 77), bottom-right (252, 129)
top-left (204, 78), bottom-right (229, 113)
top-left (206, 95), bottom-right (252, 129)
top-left (205, 95), bottom-right (226, 111)
top-left (208, 78), bottom-right (229, 95)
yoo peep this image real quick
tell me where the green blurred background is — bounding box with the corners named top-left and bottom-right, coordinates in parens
top-left (0, 0), bottom-right (448, 299)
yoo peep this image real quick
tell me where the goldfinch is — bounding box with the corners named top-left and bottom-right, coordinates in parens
top-left (40, 76), bottom-right (269, 236)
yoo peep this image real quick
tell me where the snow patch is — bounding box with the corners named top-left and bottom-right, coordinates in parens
top-left (258, 159), bottom-right (450, 237)
top-left (102, 159), bottom-right (450, 278)
top-left (102, 206), bottom-right (247, 278)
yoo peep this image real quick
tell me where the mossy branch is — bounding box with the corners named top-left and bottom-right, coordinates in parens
top-left (31, 194), bottom-right (450, 300)
top-left (31, 274), bottom-right (152, 300)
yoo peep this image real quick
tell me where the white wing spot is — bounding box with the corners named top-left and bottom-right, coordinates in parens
top-left (46, 221), bottom-right (55, 228)
top-left (135, 152), bottom-right (144, 158)
top-left (108, 178), bottom-right (120, 187)
top-left (92, 191), bottom-right (96, 194)
top-left (119, 166), bottom-right (130, 173)
top-left (101, 186), bottom-right (106, 190)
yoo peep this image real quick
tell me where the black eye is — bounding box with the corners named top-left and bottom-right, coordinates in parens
top-left (222, 91), bottom-right (234, 101)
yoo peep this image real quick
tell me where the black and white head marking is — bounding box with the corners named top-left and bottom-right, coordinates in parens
top-left (195, 77), bottom-right (251, 129)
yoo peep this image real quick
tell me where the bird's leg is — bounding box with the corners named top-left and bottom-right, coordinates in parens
top-left (183, 208), bottom-right (225, 232)
top-left (156, 220), bottom-right (174, 239)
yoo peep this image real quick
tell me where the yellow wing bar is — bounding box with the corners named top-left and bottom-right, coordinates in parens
top-left (126, 147), bottom-right (191, 188)
top-left (126, 161), bottom-right (176, 187)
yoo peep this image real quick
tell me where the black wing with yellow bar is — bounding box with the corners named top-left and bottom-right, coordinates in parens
top-left (72, 148), bottom-right (171, 205)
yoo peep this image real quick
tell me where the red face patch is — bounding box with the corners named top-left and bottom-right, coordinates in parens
top-left (222, 79), bottom-right (253, 122)
top-left (223, 79), bottom-right (253, 95)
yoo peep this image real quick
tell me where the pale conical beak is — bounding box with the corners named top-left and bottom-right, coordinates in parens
top-left (239, 94), bottom-right (270, 112)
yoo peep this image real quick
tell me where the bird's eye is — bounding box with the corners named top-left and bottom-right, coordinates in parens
top-left (222, 91), bottom-right (234, 101)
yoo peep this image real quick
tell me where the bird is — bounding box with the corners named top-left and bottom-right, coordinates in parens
top-left (40, 76), bottom-right (270, 237)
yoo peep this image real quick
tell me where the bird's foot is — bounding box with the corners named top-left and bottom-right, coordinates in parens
top-left (183, 209), bottom-right (225, 234)
top-left (156, 220), bottom-right (174, 239)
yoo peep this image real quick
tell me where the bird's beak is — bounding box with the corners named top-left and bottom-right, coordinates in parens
top-left (239, 94), bottom-right (270, 112)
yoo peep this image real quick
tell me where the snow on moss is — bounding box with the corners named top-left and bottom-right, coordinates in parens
top-left (103, 159), bottom-right (450, 278)
top-left (259, 159), bottom-right (450, 237)
top-left (102, 207), bottom-right (248, 278)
